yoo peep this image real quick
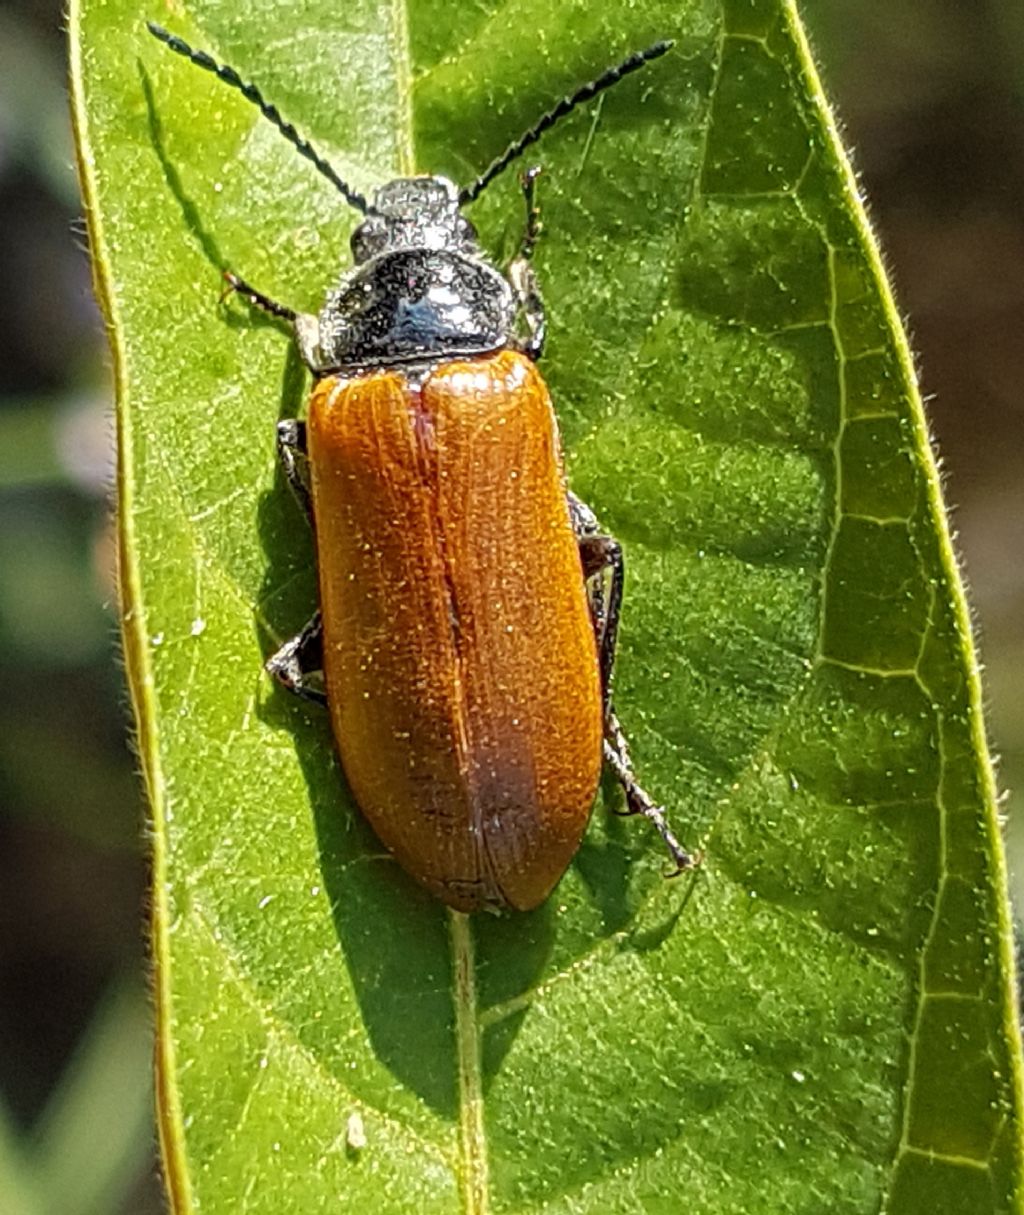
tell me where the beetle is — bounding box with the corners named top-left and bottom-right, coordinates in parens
top-left (148, 23), bottom-right (696, 912)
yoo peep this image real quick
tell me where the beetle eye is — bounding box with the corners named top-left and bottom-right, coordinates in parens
top-left (350, 217), bottom-right (382, 262)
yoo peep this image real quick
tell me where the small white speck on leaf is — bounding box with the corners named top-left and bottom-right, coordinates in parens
top-left (346, 1111), bottom-right (367, 1152)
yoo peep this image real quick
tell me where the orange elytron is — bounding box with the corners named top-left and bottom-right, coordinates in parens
top-left (310, 352), bottom-right (602, 910)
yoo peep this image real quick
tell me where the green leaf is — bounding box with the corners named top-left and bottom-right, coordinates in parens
top-left (71, 0), bottom-right (1024, 1211)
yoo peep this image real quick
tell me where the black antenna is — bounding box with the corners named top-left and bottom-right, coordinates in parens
top-left (459, 40), bottom-right (673, 205)
top-left (146, 23), bottom-right (370, 215)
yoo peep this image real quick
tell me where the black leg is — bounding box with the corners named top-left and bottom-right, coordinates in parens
top-left (266, 611), bottom-right (326, 705)
top-left (569, 491), bottom-right (698, 875)
top-left (222, 270), bottom-right (297, 321)
top-left (569, 492), bottom-right (622, 700)
top-left (221, 271), bottom-right (326, 373)
top-left (509, 166), bottom-right (546, 360)
top-left (518, 164), bottom-right (543, 261)
top-left (277, 419), bottom-right (313, 523)
top-left (578, 532), bottom-right (623, 701)
top-left (603, 729), bottom-right (697, 875)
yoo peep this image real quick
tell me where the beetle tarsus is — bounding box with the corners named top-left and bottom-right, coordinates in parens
top-left (602, 733), bottom-right (698, 875)
top-left (266, 612), bottom-right (326, 705)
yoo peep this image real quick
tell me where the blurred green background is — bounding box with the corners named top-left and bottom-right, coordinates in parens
top-left (1, 2), bottom-right (1021, 1210)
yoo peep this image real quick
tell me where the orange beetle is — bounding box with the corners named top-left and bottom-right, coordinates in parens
top-left (149, 24), bottom-right (695, 911)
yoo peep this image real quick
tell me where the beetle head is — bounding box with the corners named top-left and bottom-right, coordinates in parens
top-left (351, 177), bottom-right (478, 264)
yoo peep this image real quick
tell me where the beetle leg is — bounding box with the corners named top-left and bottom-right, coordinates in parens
top-left (517, 164), bottom-right (543, 262)
top-left (510, 261), bottom-right (545, 360)
top-left (265, 611), bottom-right (327, 706)
top-left (294, 313), bottom-right (329, 373)
top-left (569, 492), bottom-right (621, 700)
top-left (509, 166), bottom-right (546, 360)
top-left (223, 271), bottom-right (328, 373)
top-left (602, 730), bottom-right (697, 875)
top-left (579, 532), bottom-right (622, 703)
top-left (223, 270), bottom-right (296, 321)
top-left (277, 419), bottom-right (313, 523)
top-left (569, 491), bottom-right (698, 875)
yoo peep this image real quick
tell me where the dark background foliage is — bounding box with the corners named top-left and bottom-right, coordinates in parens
top-left (1, 1), bottom-right (1020, 1208)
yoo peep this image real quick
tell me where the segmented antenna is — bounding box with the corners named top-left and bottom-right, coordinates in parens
top-left (147, 23), bottom-right (369, 215)
top-left (459, 40), bottom-right (673, 205)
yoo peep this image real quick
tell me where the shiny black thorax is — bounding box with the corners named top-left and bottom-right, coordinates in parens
top-left (311, 176), bottom-right (515, 373)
